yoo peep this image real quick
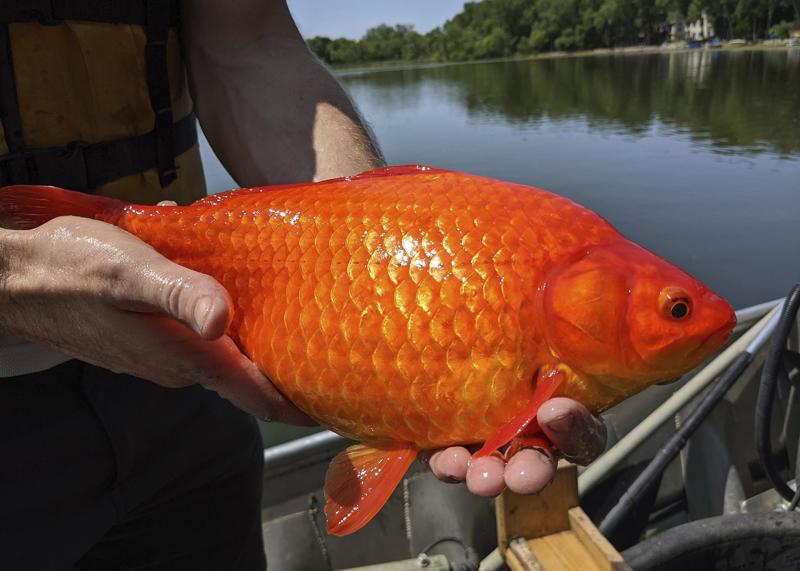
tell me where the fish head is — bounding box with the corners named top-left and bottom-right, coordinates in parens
top-left (541, 240), bottom-right (736, 406)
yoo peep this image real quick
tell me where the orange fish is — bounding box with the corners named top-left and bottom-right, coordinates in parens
top-left (0, 165), bottom-right (736, 535)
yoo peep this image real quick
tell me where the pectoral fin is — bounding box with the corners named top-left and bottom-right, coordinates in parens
top-left (324, 442), bottom-right (418, 536)
top-left (473, 369), bottom-right (565, 458)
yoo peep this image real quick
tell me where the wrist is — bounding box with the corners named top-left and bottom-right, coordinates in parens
top-left (0, 228), bottom-right (25, 334)
top-left (0, 227), bottom-right (13, 289)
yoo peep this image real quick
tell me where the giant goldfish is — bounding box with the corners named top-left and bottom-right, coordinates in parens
top-left (0, 165), bottom-right (735, 535)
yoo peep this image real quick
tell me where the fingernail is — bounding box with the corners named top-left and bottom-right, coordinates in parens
top-left (532, 447), bottom-right (552, 464)
top-left (194, 296), bottom-right (213, 336)
top-left (546, 412), bottom-right (574, 433)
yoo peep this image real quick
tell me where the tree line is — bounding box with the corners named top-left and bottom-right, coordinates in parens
top-left (306, 0), bottom-right (800, 65)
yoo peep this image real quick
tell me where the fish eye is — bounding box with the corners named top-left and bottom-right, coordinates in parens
top-left (659, 287), bottom-right (692, 320)
top-left (670, 301), bottom-right (689, 319)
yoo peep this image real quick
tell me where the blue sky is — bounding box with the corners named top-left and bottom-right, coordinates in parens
top-left (286, 0), bottom-right (467, 39)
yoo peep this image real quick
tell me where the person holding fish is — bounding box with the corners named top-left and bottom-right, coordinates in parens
top-left (0, 0), bottom-right (674, 569)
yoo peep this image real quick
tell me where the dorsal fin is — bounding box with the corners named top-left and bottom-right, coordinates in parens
top-left (190, 165), bottom-right (450, 206)
top-left (346, 165), bottom-right (450, 180)
top-left (324, 442), bottom-right (418, 536)
top-left (191, 189), bottom-right (253, 206)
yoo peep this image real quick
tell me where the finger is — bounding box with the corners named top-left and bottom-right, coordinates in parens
top-left (466, 455), bottom-right (506, 497)
top-left (108, 246), bottom-right (233, 340)
top-left (426, 447), bottom-right (471, 482)
top-left (194, 335), bottom-right (315, 425)
top-left (504, 448), bottom-right (556, 494)
top-left (154, 270), bottom-right (232, 341)
top-left (156, 200), bottom-right (178, 206)
top-left (29, 217), bottom-right (230, 340)
top-left (122, 315), bottom-right (314, 425)
top-left (538, 397), bottom-right (607, 465)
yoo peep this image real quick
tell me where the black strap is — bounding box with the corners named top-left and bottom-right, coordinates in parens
top-left (0, 112), bottom-right (197, 191)
top-left (0, 1), bottom-right (179, 27)
top-left (145, 0), bottom-right (176, 188)
top-left (0, 24), bottom-right (24, 153)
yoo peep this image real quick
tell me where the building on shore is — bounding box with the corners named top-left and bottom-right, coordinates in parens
top-left (670, 13), bottom-right (715, 42)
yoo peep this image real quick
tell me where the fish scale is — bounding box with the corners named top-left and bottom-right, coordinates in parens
top-left (105, 168), bottom-right (619, 447)
top-left (1, 166), bottom-right (736, 535)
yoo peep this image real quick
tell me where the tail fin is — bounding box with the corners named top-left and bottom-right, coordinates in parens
top-left (0, 185), bottom-right (126, 229)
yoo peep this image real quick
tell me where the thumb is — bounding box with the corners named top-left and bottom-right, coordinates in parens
top-left (538, 398), bottom-right (607, 465)
top-left (112, 247), bottom-right (232, 340)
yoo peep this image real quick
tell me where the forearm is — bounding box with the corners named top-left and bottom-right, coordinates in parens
top-left (182, 1), bottom-right (383, 186)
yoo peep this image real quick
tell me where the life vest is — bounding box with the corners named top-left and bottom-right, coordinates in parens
top-left (0, 1), bottom-right (207, 205)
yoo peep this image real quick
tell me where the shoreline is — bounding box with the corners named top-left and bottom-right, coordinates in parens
top-left (334, 43), bottom-right (797, 75)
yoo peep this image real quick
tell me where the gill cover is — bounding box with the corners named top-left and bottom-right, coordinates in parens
top-left (542, 240), bottom-right (735, 405)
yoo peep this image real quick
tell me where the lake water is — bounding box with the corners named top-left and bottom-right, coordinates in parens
top-left (202, 50), bottom-right (800, 312)
top-left (198, 49), bottom-right (800, 445)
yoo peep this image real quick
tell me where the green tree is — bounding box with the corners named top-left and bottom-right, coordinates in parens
top-left (307, 36), bottom-right (332, 62)
top-left (328, 38), bottom-right (362, 64)
top-left (303, 0), bottom-right (800, 65)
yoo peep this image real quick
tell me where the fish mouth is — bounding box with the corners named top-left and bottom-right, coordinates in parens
top-left (702, 327), bottom-right (733, 352)
top-left (683, 321), bottom-right (735, 369)
top-left (651, 316), bottom-right (736, 385)
top-left (651, 323), bottom-right (734, 386)
top-left (697, 315), bottom-right (736, 356)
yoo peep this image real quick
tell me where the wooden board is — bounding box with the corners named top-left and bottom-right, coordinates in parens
top-left (497, 461), bottom-right (630, 571)
top-left (568, 508), bottom-right (628, 570)
top-left (504, 522), bottom-right (630, 571)
top-left (506, 537), bottom-right (544, 571)
top-left (496, 461), bottom-right (579, 548)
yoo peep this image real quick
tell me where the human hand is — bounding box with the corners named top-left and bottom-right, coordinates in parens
top-left (0, 214), bottom-right (312, 425)
top-left (421, 398), bottom-right (606, 496)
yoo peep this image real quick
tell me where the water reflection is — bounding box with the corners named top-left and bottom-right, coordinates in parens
top-left (343, 50), bottom-right (800, 156)
top-left (199, 51), bottom-right (799, 308)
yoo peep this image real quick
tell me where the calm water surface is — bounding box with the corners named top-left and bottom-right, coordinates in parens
top-left (199, 50), bottom-right (800, 445)
top-left (203, 50), bottom-right (800, 311)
